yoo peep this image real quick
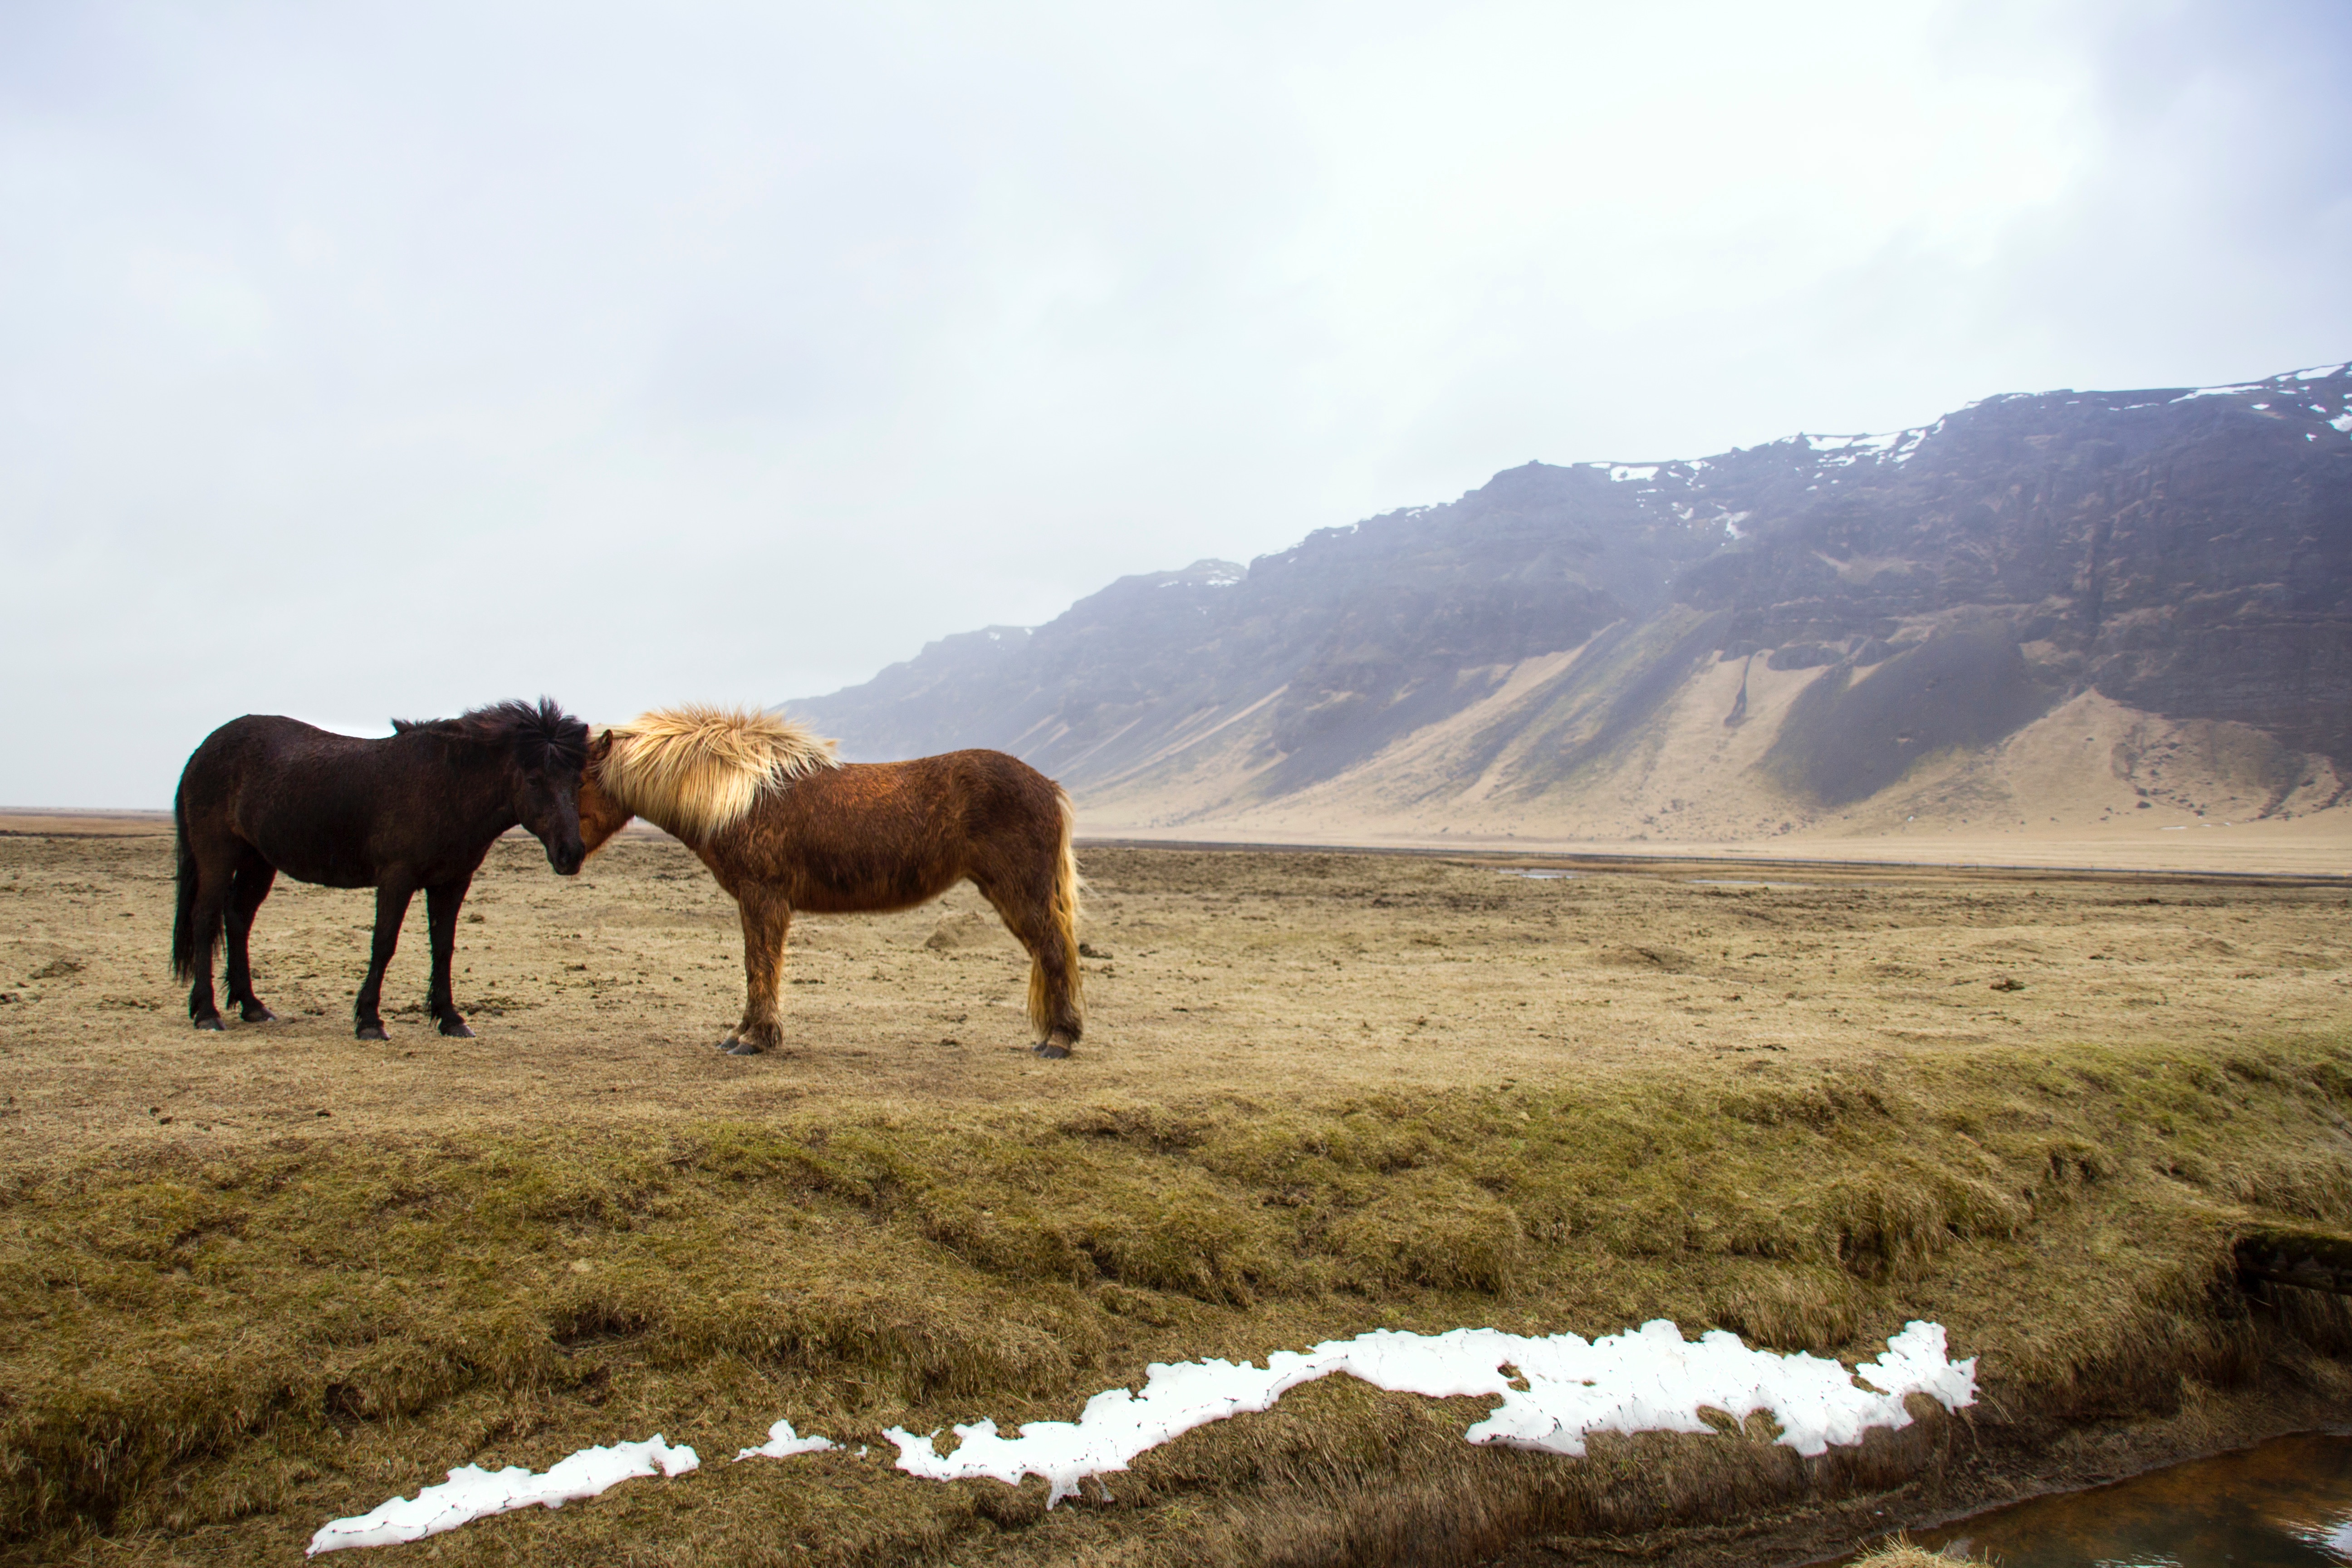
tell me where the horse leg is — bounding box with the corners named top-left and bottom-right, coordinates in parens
top-left (224, 849), bottom-right (278, 1023)
top-left (975, 874), bottom-right (1084, 1059)
top-left (720, 885), bottom-right (791, 1056)
top-left (424, 880), bottom-right (475, 1038)
top-left (354, 878), bottom-right (416, 1041)
top-left (185, 851), bottom-right (235, 1031)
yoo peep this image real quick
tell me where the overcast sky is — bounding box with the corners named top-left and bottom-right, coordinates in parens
top-left (4, 0), bottom-right (2347, 805)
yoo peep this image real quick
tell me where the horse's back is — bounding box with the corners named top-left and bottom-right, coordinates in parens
top-left (932, 749), bottom-right (1069, 839)
top-left (740, 749), bottom-right (1067, 911)
top-left (774, 750), bottom-right (1054, 824)
top-left (187, 713), bottom-right (372, 764)
top-left (182, 716), bottom-right (335, 815)
top-left (178, 717), bottom-right (402, 887)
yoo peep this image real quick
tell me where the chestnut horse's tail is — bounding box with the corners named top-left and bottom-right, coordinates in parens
top-left (1027, 785), bottom-right (1085, 1040)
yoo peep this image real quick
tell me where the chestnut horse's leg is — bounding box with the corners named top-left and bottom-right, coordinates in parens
top-left (354, 876), bottom-right (417, 1041)
top-left (423, 880), bottom-right (475, 1039)
top-left (721, 884), bottom-right (792, 1055)
top-left (975, 871), bottom-right (1083, 1058)
top-left (223, 849), bottom-right (278, 1023)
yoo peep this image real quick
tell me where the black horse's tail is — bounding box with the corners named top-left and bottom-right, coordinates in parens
top-left (171, 787), bottom-right (200, 984)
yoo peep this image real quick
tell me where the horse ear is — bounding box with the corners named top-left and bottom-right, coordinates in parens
top-left (588, 730), bottom-right (613, 764)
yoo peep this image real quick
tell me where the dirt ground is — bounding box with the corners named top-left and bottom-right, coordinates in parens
top-left (7, 824), bottom-right (2352, 1567)
top-left (3, 827), bottom-right (2348, 1161)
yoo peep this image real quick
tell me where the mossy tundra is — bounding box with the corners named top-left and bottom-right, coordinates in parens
top-left (8, 1040), bottom-right (2352, 1564)
top-left (5, 837), bottom-right (2352, 1563)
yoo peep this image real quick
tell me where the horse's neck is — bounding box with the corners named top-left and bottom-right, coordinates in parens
top-left (441, 753), bottom-right (523, 837)
top-left (634, 803), bottom-right (700, 845)
top-left (599, 782), bottom-right (696, 845)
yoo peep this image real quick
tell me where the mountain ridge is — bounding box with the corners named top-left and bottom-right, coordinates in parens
top-left (791, 363), bottom-right (2352, 843)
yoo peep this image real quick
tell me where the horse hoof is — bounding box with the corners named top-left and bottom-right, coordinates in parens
top-left (193, 1016), bottom-right (225, 1033)
top-left (240, 1005), bottom-right (277, 1024)
top-left (356, 1024), bottom-right (389, 1041)
top-left (715, 1038), bottom-right (738, 1052)
top-left (725, 1041), bottom-right (763, 1056)
top-left (1032, 1042), bottom-right (1072, 1060)
top-left (438, 1019), bottom-right (475, 1039)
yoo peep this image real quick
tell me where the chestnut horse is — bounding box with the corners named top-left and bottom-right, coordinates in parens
top-left (577, 707), bottom-right (1083, 1058)
top-left (173, 699), bottom-right (590, 1038)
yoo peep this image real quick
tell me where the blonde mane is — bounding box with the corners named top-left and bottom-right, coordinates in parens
top-left (595, 706), bottom-right (841, 839)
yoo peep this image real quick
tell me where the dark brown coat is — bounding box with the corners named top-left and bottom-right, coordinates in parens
top-left (173, 700), bottom-right (589, 1038)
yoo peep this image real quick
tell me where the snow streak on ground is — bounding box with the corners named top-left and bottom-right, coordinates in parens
top-left (305, 1436), bottom-right (701, 1555)
top-left (735, 1420), bottom-right (839, 1461)
top-left (882, 1320), bottom-right (1975, 1506)
top-left (308, 1321), bottom-right (1976, 1547)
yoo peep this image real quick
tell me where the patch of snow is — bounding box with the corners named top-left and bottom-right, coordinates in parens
top-left (736, 1420), bottom-right (838, 1462)
top-left (1608, 464), bottom-right (1661, 482)
top-left (884, 1319), bottom-right (1973, 1509)
top-left (307, 1436), bottom-right (700, 1556)
top-left (2292, 364), bottom-right (2348, 381)
top-left (1722, 510), bottom-right (1752, 539)
top-left (2332, 414), bottom-right (2352, 434)
top-left (2172, 383), bottom-right (2264, 402)
top-left (1802, 429), bottom-right (1923, 470)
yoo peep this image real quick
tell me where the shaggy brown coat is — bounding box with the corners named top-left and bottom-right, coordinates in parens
top-left (579, 709), bottom-right (1083, 1057)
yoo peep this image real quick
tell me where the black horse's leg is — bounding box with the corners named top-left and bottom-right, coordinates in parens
top-left (224, 850), bottom-right (279, 1023)
top-left (423, 880), bottom-right (475, 1038)
top-left (354, 877), bottom-right (416, 1041)
top-left (186, 861), bottom-right (231, 1030)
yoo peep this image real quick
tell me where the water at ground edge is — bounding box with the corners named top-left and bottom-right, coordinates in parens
top-left (1835, 1432), bottom-right (2352, 1565)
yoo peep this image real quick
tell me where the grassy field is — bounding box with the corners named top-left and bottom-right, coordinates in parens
top-left (5, 831), bottom-right (2352, 1565)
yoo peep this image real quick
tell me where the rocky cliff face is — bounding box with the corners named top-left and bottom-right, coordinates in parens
top-left (792, 364), bottom-right (2352, 839)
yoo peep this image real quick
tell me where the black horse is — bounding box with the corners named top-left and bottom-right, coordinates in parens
top-left (172, 699), bottom-right (590, 1039)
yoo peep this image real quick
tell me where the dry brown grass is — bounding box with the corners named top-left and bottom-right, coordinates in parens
top-left (5, 837), bottom-right (2352, 1565)
top-left (1847, 1539), bottom-right (1964, 1566)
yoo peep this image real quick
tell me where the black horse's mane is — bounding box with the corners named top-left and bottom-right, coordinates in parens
top-left (392, 698), bottom-right (590, 773)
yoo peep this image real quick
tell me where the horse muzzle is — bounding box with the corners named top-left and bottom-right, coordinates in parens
top-left (549, 842), bottom-right (586, 877)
